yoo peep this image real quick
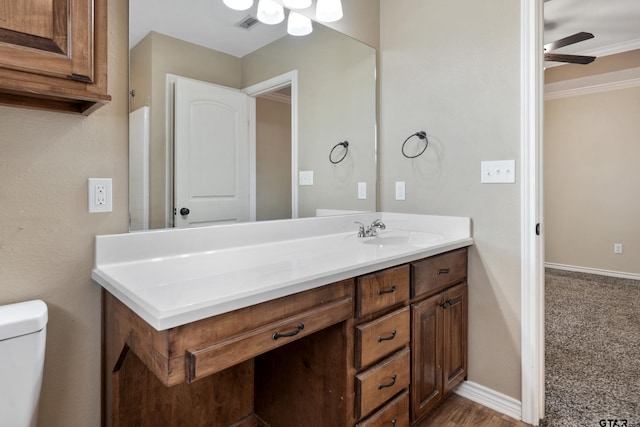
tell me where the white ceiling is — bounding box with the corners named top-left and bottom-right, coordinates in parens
top-left (544, 0), bottom-right (640, 65)
top-left (131, 0), bottom-right (640, 60)
top-left (130, 0), bottom-right (289, 57)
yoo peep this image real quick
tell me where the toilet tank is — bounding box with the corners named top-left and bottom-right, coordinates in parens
top-left (0, 300), bottom-right (48, 427)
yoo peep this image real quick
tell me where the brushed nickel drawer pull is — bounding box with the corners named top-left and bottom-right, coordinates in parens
top-left (377, 284), bottom-right (396, 295)
top-left (437, 268), bottom-right (450, 275)
top-left (378, 374), bottom-right (397, 390)
top-left (377, 330), bottom-right (397, 342)
top-left (272, 323), bottom-right (304, 340)
top-left (391, 419), bottom-right (397, 426)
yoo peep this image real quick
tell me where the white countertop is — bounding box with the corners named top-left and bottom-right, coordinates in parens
top-left (92, 213), bottom-right (473, 330)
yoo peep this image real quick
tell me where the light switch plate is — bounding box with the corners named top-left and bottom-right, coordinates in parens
top-left (358, 182), bottom-right (366, 199)
top-left (481, 160), bottom-right (516, 184)
top-left (299, 170), bottom-right (314, 186)
top-left (395, 181), bottom-right (406, 200)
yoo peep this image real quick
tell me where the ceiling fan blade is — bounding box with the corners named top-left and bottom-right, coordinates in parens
top-left (544, 53), bottom-right (596, 65)
top-left (544, 31), bottom-right (594, 52)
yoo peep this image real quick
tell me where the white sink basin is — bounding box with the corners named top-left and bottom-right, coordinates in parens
top-left (362, 231), bottom-right (444, 247)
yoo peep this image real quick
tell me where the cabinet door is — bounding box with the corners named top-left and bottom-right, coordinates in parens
top-left (0, 0), bottom-right (93, 81)
top-left (410, 294), bottom-right (443, 422)
top-left (442, 283), bottom-right (468, 395)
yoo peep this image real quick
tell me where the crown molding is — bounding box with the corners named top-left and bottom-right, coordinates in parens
top-left (544, 66), bottom-right (640, 99)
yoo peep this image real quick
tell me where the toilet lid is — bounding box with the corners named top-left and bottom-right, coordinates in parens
top-left (0, 300), bottom-right (48, 341)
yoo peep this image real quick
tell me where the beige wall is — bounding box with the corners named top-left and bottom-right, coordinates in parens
top-left (544, 50), bottom-right (640, 274)
top-left (256, 97), bottom-right (292, 220)
top-left (243, 24), bottom-right (377, 218)
top-left (0, 1), bottom-right (129, 426)
top-left (379, 0), bottom-right (522, 399)
top-left (0, 1), bottom-right (531, 424)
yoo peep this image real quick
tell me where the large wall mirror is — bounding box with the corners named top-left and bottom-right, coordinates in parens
top-left (129, 0), bottom-right (377, 230)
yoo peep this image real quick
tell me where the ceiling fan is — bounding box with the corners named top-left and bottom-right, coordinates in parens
top-left (544, 31), bottom-right (596, 64)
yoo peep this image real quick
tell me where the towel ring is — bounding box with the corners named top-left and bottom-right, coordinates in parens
top-left (401, 131), bottom-right (429, 159)
top-left (329, 141), bottom-right (349, 164)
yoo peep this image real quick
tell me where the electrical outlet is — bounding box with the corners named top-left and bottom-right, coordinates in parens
top-left (614, 243), bottom-right (623, 254)
top-left (299, 171), bottom-right (313, 186)
top-left (88, 178), bottom-right (112, 213)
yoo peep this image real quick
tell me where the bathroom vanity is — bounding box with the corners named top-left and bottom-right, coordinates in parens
top-left (93, 213), bottom-right (472, 426)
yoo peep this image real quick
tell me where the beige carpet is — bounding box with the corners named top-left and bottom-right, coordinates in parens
top-left (541, 268), bottom-right (640, 426)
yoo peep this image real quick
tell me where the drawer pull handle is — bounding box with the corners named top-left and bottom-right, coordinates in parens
top-left (437, 268), bottom-right (451, 275)
top-left (377, 284), bottom-right (396, 295)
top-left (391, 419), bottom-right (397, 426)
top-left (272, 323), bottom-right (305, 340)
top-left (439, 299), bottom-right (454, 309)
top-left (378, 374), bottom-right (397, 390)
top-left (377, 330), bottom-right (397, 342)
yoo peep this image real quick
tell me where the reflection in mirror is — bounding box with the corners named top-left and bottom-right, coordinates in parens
top-left (129, 0), bottom-right (376, 230)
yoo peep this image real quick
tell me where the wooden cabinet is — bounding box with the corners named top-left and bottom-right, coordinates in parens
top-left (354, 266), bottom-right (411, 425)
top-left (357, 264), bottom-right (410, 317)
top-left (104, 247), bottom-right (469, 426)
top-left (0, 0), bottom-right (110, 114)
top-left (410, 249), bottom-right (468, 424)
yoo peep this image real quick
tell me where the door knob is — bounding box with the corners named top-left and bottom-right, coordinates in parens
top-left (179, 207), bottom-right (190, 215)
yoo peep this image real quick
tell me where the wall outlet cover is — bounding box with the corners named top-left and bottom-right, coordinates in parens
top-left (88, 178), bottom-right (113, 213)
top-left (299, 170), bottom-right (314, 186)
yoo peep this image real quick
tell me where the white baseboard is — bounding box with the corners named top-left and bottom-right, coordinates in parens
top-left (455, 381), bottom-right (522, 421)
top-left (545, 263), bottom-right (640, 281)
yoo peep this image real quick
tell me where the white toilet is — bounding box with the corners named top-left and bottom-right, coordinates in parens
top-left (0, 299), bottom-right (48, 427)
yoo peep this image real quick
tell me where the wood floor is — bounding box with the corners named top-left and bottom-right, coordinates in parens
top-left (415, 394), bottom-right (532, 427)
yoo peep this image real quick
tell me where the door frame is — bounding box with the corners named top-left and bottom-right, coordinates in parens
top-left (243, 70), bottom-right (299, 220)
top-left (520, 0), bottom-right (545, 424)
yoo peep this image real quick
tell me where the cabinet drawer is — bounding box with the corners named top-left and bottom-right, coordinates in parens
top-left (355, 348), bottom-right (410, 419)
top-left (411, 248), bottom-right (467, 298)
top-left (356, 390), bottom-right (409, 427)
top-left (355, 307), bottom-right (410, 370)
top-left (186, 296), bottom-right (352, 382)
top-left (357, 265), bottom-right (410, 317)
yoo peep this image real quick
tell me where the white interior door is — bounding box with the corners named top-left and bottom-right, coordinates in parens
top-left (174, 76), bottom-right (250, 227)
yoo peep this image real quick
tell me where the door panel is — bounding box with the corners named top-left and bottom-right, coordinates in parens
top-left (174, 77), bottom-right (250, 227)
top-left (410, 294), bottom-right (443, 422)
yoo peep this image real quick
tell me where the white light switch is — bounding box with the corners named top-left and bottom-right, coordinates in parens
top-left (299, 170), bottom-right (314, 186)
top-left (395, 181), bottom-right (406, 200)
top-left (358, 182), bottom-right (367, 200)
top-left (481, 160), bottom-right (516, 184)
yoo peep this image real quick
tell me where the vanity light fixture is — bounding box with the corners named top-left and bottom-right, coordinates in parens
top-left (287, 11), bottom-right (313, 36)
top-left (223, 0), bottom-right (254, 11)
top-left (283, 0), bottom-right (312, 9)
top-left (315, 0), bottom-right (343, 22)
top-left (257, 0), bottom-right (285, 25)
top-left (223, 0), bottom-right (342, 33)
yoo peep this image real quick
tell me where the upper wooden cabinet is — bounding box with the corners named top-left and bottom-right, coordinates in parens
top-left (0, 0), bottom-right (110, 115)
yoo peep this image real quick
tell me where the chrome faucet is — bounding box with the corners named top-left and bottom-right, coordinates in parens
top-left (354, 219), bottom-right (386, 237)
top-left (369, 219), bottom-right (386, 235)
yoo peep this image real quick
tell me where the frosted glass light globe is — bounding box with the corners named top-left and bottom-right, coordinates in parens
top-left (257, 0), bottom-right (285, 25)
top-left (283, 0), bottom-right (312, 9)
top-left (223, 0), bottom-right (253, 11)
top-left (287, 11), bottom-right (313, 36)
top-left (316, 0), bottom-right (343, 22)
